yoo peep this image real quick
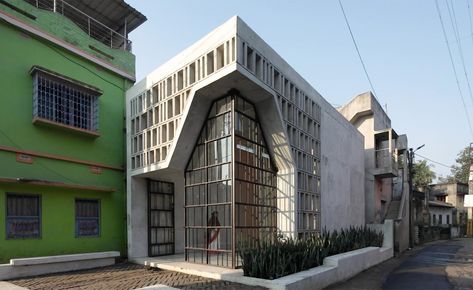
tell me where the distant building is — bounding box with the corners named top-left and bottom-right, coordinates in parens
top-left (431, 182), bottom-right (468, 237)
top-left (0, 0), bottom-right (145, 262)
top-left (339, 92), bottom-right (410, 253)
top-left (125, 16), bottom-right (366, 268)
top-left (429, 200), bottom-right (454, 227)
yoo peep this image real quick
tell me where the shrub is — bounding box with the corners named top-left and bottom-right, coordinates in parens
top-left (240, 226), bottom-right (383, 279)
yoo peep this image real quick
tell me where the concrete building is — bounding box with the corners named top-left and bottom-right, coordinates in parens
top-left (429, 200), bottom-right (454, 227)
top-left (339, 92), bottom-right (410, 253)
top-left (431, 182), bottom-right (468, 237)
top-left (126, 16), bottom-right (365, 268)
top-left (0, 0), bottom-right (145, 263)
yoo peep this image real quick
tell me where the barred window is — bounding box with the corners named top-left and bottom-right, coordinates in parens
top-left (31, 66), bottom-right (101, 133)
top-left (6, 194), bottom-right (41, 239)
top-left (75, 199), bottom-right (100, 237)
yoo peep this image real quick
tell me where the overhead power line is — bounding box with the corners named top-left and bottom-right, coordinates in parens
top-left (435, 0), bottom-right (473, 138)
top-left (338, 0), bottom-right (380, 102)
top-left (415, 153), bottom-right (452, 169)
top-left (445, 0), bottom-right (473, 108)
top-left (468, 0), bottom-right (473, 48)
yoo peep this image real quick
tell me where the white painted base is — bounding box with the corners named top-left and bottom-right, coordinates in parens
top-left (0, 252), bottom-right (119, 280)
top-left (132, 246), bottom-right (393, 290)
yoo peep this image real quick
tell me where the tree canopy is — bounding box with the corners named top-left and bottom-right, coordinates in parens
top-left (442, 146), bottom-right (471, 184)
top-left (412, 160), bottom-right (436, 189)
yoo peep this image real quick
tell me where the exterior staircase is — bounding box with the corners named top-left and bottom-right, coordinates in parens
top-left (385, 200), bottom-right (401, 220)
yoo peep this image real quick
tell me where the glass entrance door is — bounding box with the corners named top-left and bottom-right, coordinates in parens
top-left (148, 180), bottom-right (175, 256)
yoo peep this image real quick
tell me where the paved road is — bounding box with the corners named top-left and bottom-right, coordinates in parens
top-left (326, 239), bottom-right (473, 290)
top-left (383, 243), bottom-right (461, 290)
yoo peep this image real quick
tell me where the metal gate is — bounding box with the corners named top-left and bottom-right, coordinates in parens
top-left (148, 180), bottom-right (174, 256)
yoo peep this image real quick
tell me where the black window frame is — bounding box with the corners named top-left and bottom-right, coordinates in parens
top-left (75, 198), bottom-right (101, 238)
top-left (5, 193), bottom-right (42, 240)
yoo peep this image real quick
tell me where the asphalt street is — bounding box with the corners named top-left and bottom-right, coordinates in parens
top-left (383, 243), bottom-right (461, 290)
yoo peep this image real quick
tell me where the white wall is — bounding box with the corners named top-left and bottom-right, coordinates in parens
top-left (430, 207), bottom-right (453, 226)
top-left (321, 108), bottom-right (365, 231)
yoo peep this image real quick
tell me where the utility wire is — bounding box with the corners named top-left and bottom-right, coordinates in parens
top-left (415, 153), bottom-right (453, 168)
top-left (468, 0), bottom-right (473, 68)
top-left (435, 0), bottom-right (473, 138)
top-left (446, 0), bottom-right (473, 107)
top-left (338, 0), bottom-right (380, 102)
top-left (46, 43), bottom-right (125, 92)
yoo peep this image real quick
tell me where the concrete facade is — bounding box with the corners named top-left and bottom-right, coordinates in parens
top-left (431, 182), bottom-right (468, 236)
top-left (429, 201), bottom-right (454, 226)
top-left (339, 92), bottom-right (410, 253)
top-left (126, 16), bottom-right (365, 265)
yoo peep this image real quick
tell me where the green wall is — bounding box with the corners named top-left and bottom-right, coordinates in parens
top-left (0, 0), bottom-right (135, 75)
top-left (0, 16), bottom-right (131, 263)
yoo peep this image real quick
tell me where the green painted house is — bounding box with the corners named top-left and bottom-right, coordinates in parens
top-left (0, 0), bottom-right (145, 263)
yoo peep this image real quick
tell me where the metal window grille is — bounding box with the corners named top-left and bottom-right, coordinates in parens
top-left (75, 199), bottom-right (100, 237)
top-left (33, 72), bottom-right (99, 132)
top-left (6, 194), bottom-right (41, 239)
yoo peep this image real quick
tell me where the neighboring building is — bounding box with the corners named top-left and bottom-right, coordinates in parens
top-left (429, 200), bottom-right (454, 227)
top-left (339, 92), bottom-right (410, 253)
top-left (126, 16), bottom-right (365, 268)
top-left (412, 189), bottom-right (430, 244)
top-left (0, 0), bottom-right (145, 263)
top-left (429, 199), bottom-right (454, 240)
top-left (430, 182), bottom-right (468, 237)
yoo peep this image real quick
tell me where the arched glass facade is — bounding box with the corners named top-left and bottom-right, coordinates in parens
top-left (185, 93), bottom-right (277, 268)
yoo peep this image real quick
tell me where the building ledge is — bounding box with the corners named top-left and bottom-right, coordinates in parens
top-left (33, 117), bottom-right (101, 138)
top-left (0, 177), bottom-right (115, 193)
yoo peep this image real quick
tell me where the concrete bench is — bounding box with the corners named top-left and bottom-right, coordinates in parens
top-left (0, 251), bottom-right (120, 280)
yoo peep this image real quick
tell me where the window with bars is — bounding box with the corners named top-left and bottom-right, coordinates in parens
top-left (6, 194), bottom-right (41, 239)
top-left (75, 199), bottom-right (100, 237)
top-left (31, 66), bottom-right (101, 133)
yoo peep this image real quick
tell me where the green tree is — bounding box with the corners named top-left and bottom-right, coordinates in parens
top-left (446, 146), bottom-right (471, 183)
top-left (412, 160), bottom-right (436, 189)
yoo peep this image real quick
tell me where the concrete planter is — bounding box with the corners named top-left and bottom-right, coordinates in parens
top-left (219, 246), bottom-right (392, 290)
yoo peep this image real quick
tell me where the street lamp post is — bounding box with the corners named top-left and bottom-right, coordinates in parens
top-left (408, 144), bottom-right (424, 248)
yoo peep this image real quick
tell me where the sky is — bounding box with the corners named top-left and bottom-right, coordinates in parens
top-left (127, 0), bottom-right (473, 180)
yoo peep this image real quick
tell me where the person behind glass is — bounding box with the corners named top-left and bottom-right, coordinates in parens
top-left (207, 211), bottom-right (220, 253)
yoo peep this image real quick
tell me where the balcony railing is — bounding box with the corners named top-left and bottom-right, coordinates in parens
top-left (374, 148), bottom-right (398, 178)
top-left (24, 0), bottom-right (132, 51)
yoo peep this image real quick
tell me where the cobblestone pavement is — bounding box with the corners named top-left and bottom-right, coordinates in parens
top-left (7, 263), bottom-right (266, 290)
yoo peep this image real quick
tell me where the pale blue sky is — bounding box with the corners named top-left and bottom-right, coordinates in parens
top-left (128, 0), bottom-right (472, 179)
